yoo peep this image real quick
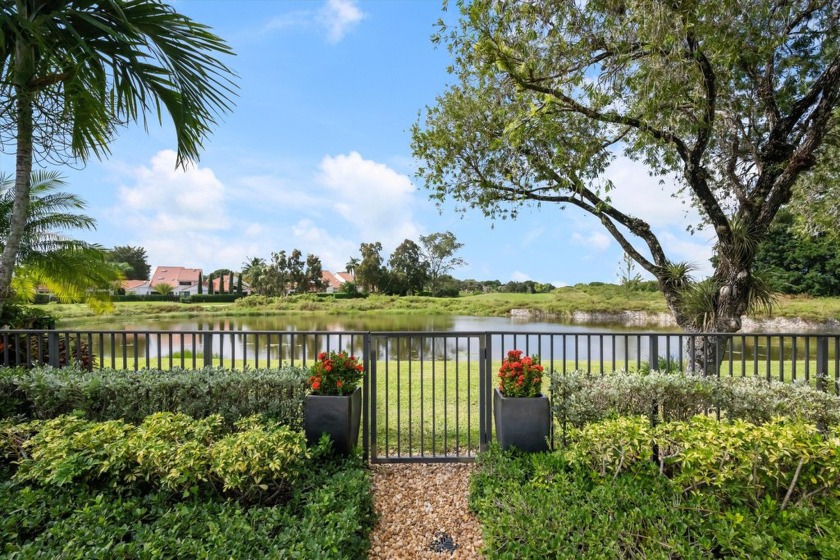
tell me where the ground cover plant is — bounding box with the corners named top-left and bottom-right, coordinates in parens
top-left (471, 420), bottom-right (840, 559)
top-left (0, 365), bottom-right (374, 558)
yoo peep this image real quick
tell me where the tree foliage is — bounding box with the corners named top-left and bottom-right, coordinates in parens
top-left (106, 246), bottom-right (150, 281)
top-left (1, 170), bottom-right (120, 311)
top-left (251, 249), bottom-right (325, 296)
top-left (412, 0), bottom-right (840, 340)
top-left (354, 242), bottom-right (385, 294)
top-left (419, 231), bottom-right (466, 297)
top-left (387, 239), bottom-right (429, 296)
top-left (0, 0), bottom-right (237, 303)
top-left (754, 210), bottom-right (840, 296)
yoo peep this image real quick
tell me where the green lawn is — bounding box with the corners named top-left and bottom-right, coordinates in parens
top-left (43, 285), bottom-right (840, 325)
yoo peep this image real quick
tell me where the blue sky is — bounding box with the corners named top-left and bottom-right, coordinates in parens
top-left (1, 0), bottom-right (715, 286)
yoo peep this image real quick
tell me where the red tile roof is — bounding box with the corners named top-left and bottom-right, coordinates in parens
top-left (150, 266), bottom-right (201, 288)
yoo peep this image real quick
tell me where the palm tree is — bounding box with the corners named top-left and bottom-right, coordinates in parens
top-left (0, 1), bottom-right (236, 304)
top-left (153, 282), bottom-right (174, 296)
top-left (241, 257), bottom-right (265, 285)
top-left (345, 257), bottom-right (360, 279)
top-left (1, 170), bottom-right (123, 312)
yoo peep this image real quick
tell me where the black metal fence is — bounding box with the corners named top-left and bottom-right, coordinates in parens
top-left (2, 329), bottom-right (839, 461)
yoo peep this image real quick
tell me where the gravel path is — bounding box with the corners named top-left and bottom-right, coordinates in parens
top-left (368, 463), bottom-right (484, 559)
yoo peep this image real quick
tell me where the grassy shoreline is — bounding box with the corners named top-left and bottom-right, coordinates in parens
top-left (42, 284), bottom-right (840, 326)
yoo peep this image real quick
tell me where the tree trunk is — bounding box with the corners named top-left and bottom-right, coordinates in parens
top-left (663, 262), bottom-right (753, 377)
top-left (0, 87), bottom-right (35, 306)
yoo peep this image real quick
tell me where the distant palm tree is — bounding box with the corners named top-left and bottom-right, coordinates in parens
top-left (153, 283), bottom-right (174, 296)
top-left (241, 256), bottom-right (265, 285)
top-left (345, 257), bottom-right (360, 279)
top-left (1, 171), bottom-right (122, 312)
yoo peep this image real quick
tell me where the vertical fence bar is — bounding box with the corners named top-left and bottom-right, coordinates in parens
top-left (367, 334), bottom-right (375, 462)
top-left (816, 336), bottom-right (828, 393)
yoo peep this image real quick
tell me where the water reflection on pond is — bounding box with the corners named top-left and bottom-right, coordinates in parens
top-left (57, 314), bottom-right (839, 374)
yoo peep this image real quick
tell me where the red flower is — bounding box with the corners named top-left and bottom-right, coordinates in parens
top-left (336, 379), bottom-right (343, 387)
top-left (325, 365), bottom-right (332, 372)
top-left (312, 381), bottom-right (321, 391)
top-left (356, 364), bottom-right (364, 372)
top-left (317, 352), bottom-right (327, 361)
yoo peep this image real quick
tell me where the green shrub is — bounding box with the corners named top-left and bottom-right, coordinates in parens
top-left (0, 455), bottom-right (374, 559)
top-left (470, 446), bottom-right (840, 559)
top-left (565, 415), bottom-right (840, 507)
top-left (550, 370), bottom-right (840, 429)
top-left (11, 413), bottom-right (311, 503)
top-left (188, 294), bottom-right (240, 303)
top-left (0, 365), bottom-right (308, 428)
top-left (110, 294), bottom-right (179, 302)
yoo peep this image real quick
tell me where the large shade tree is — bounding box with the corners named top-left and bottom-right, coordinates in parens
top-left (413, 0), bottom-right (840, 372)
top-left (0, 0), bottom-right (236, 306)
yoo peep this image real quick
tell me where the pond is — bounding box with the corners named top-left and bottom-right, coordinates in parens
top-left (58, 312), bottom-right (673, 334)
top-left (53, 313), bottom-right (839, 376)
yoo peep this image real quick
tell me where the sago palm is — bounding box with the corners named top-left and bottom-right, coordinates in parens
top-left (0, 0), bottom-right (236, 302)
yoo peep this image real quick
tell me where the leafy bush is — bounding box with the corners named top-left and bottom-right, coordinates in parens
top-left (0, 365), bottom-right (308, 428)
top-left (0, 455), bottom-right (374, 559)
top-left (550, 370), bottom-right (840, 429)
top-left (470, 445), bottom-right (840, 559)
top-left (565, 415), bottom-right (840, 508)
top-left (9, 413), bottom-right (310, 503)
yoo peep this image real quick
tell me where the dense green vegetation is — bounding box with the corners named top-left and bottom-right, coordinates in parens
top-left (0, 365), bottom-right (373, 558)
top-left (472, 371), bottom-right (840, 558)
top-left (40, 283), bottom-right (840, 326)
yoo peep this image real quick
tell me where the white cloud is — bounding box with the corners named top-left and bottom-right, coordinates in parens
top-left (571, 231), bottom-right (612, 251)
top-left (319, 0), bottom-right (364, 43)
top-left (658, 230), bottom-right (715, 278)
top-left (604, 157), bottom-right (699, 230)
top-left (260, 0), bottom-right (364, 43)
top-left (318, 151), bottom-right (420, 252)
top-left (116, 150), bottom-right (228, 231)
top-left (511, 271), bottom-right (531, 282)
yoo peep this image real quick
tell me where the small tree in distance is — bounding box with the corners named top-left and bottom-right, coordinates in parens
top-left (419, 232), bottom-right (466, 297)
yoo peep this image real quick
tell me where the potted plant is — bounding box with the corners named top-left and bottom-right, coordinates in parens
top-left (304, 350), bottom-right (364, 455)
top-left (494, 349), bottom-right (550, 452)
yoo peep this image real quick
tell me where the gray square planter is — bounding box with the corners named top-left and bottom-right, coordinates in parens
top-left (304, 387), bottom-right (362, 455)
top-left (493, 388), bottom-right (550, 452)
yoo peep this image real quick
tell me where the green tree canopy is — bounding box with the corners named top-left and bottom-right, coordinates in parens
top-left (419, 232), bottom-right (466, 297)
top-left (0, 0), bottom-right (236, 303)
top-left (355, 242), bottom-right (385, 294)
top-left (412, 0), bottom-right (840, 346)
top-left (753, 210), bottom-right (840, 296)
top-left (387, 239), bottom-right (429, 296)
top-left (106, 246), bottom-right (150, 281)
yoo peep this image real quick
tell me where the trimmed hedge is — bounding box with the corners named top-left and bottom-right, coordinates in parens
top-left (0, 365), bottom-right (308, 428)
top-left (550, 370), bottom-right (840, 429)
top-left (110, 294), bottom-right (180, 302)
top-left (188, 294), bottom-right (240, 303)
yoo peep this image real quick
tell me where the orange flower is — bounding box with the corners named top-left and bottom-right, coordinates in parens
top-left (336, 379), bottom-right (343, 387)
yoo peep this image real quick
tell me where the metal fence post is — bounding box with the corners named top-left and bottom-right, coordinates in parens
top-left (203, 332), bottom-right (213, 368)
top-left (363, 332), bottom-right (371, 461)
top-left (48, 331), bottom-right (60, 367)
top-left (816, 336), bottom-right (829, 393)
top-left (479, 333), bottom-right (491, 451)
